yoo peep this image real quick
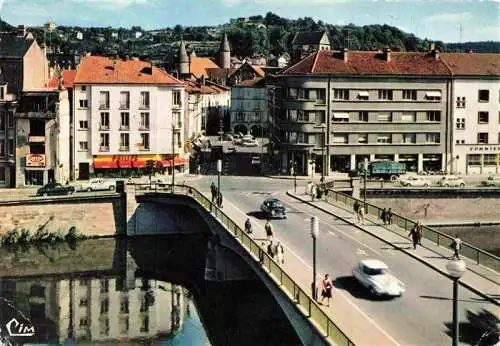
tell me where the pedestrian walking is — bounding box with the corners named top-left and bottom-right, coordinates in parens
top-left (210, 182), bottom-right (217, 203)
top-left (450, 237), bottom-right (462, 260)
top-left (265, 220), bottom-right (274, 241)
top-left (275, 242), bottom-right (284, 265)
top-left (408, 225), bottom-right (420, 249)
top-left (217, 191), bottom-right (223, 208)
top-left (387, 208), bottom-right (393, 225)
top-left (311, 184), bottom-right (317, 202)
top-left (197, 165), bottom-right (201, 176)
top-left (267, 241), bottom-right (275, 259)
top-left (381, 208), bottom-right (387, 225)
top-left (358, 206), bottom-right (365, 225)
top-left (305, 181), bottom-right (313, 196)
top-left (416, 220), bottom-right (424, 244)
top-left (244, 218), bottom-right (253, 234)
top-left (259, 242), bottom-right (265, 265)
top-left (320, 274), bottom-right (333, 307)
top-left (353, 200), bottom-right (360, 215)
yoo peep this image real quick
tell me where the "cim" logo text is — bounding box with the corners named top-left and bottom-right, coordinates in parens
top-left (5, 318), bottom-right (35, 337)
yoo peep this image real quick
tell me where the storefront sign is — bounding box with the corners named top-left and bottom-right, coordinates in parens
top-left (26, 154), bottom-right (46, 167)
top-left (468, 146), bottom-right (500, 152)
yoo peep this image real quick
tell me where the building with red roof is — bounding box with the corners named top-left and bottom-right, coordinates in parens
top-left (72, 55), bottom-right (187, 179)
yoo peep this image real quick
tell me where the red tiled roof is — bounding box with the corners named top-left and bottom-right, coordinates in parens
top-left (282, 49), bottom-right (452, 76)
top-left (440, 53), bottom-right (500, 76)
top-left (190, 57), bottom-right (220, 78)
top-left (233, 78), bottom-right (265, 87)
top-left (74, 56), bottom-right (182, 84)
top-left (250, 65), bottom-right (265, 77)
top-left (47, 69), bottom-right (77, 88)
top-left (182, 80), bottom-right (229, 94)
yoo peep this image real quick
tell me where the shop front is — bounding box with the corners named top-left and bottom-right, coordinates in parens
top-left (456, 145), bottom-right (500, 175)
top-left (92, 154), bottom-right (188, 177)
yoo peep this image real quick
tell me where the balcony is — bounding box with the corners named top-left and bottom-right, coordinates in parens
top-left (139, 104), bottom-right (150, 110)
top-left (28, 135), bottom-right (46, 143)
top-left (138, 145), bottom-right (150, 151)
top-left (172, 103), bottom-right (182, 109)
top-left (99, 125), bottom-right (110, 131)
top-left (99, 104), bottom-right (110, 110)
top-left (119, 103), bottom-right (130, 110)
top-left (139, 125), bottom-right (150, 131)
top-left (119, 146), bottom-right (130, 152)
top-left (100, 146), bottom-right (109, 152)
top-left (172, 121), bottom-right (182, 131)
top-left (119, 126), bottom-right (130, 131)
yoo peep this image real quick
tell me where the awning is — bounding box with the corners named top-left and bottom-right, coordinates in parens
top-left (93, 154), bottom-right (187, 169)
top-left (358, 91), bottom-right (369, 97)
top-left (426, 91), bottom-right (441, 98)
top-left (333, 112), bottom-right (350, 119)
top-left (160, 157), bottom-right (187, 167)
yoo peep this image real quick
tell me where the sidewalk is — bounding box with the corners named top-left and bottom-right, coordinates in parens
top-left (287, 191), bottom-right (500, 306)
top-left (199, 187), bottom-right (401, 346)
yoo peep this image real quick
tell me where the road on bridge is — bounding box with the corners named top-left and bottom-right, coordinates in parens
top-left (191, 176), bottom-right (498, 346)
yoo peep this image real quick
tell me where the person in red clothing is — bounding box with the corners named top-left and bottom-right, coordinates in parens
top-left (320, 274), bottom-right (333, 307)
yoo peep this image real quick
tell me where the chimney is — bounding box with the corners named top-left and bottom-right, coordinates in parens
top-left (383, 47), bottom-right (391, 62)
top-left (343, 48), bottom-right (348, 63)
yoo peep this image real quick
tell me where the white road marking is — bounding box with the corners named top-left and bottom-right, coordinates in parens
top-left (356, 248), bottom-right (368, 256)
top-left (223, 198), bottom-right (401, 346)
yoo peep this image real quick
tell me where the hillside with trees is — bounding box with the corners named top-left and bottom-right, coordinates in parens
top-left (0, 12), bottom-right (498, 61)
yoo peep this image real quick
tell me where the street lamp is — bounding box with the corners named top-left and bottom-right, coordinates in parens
top-left (363, 158), bottom-right (368, 211)
top-left (321, 123), bottom-right (326, 180)
top-left (293, 161), bottom-right (297, 193)
top-left (310, 216), bottom-right (319, 300)
top-left (446, 259), bottom-right (466, 346)
top-left (216, 159), bottom-right (222, 198)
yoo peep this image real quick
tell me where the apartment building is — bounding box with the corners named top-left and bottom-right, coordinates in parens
top-left (272, 48), bottom-right (452, 176)
top-left (441, 53), bottom-right (500, 175)
top-left (230, 78), bottom-right (268, 136)
top-left (72, 56), bottom-right (185, 180)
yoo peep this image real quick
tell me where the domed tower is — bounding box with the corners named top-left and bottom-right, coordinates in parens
top-left (176, 39), bottom-right (189, 79)
top-left (219, 33), bottom-right (231, 69)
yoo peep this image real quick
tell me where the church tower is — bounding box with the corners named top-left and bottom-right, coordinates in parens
top-left (176, 39), bottom-right (189, 79)
top-left (219, 33), bottom-right (230, 69)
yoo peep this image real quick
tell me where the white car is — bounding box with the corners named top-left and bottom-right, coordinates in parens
top-left (399, 176), bottom-right (431, 187)
top-left (352, 259), bottom-right (405, 297)
top-left (79, 178), bottom-right (116, 192)
top-left (241, 138), bottom-right (259, 147)
top-left (437, 175), bottom-right (466, 188)
top-left (251, 156), bottom-right (261, 166)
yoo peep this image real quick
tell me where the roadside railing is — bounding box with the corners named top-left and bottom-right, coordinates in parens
top-left (135, 183), bottom-right (355, 346)
top-left (325, 188), bottom-right (500, 273)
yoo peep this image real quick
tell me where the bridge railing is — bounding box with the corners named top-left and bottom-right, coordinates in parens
top-left (325, 189), bottom-right (500, 273)
top-left (135, 183), bottom-right (355, 346)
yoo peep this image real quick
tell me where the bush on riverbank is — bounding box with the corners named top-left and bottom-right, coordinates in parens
top-left (1, 226), bottom-right (88, 246)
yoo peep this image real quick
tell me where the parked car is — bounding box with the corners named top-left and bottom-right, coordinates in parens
top-left (251, 156), bottom-right (261, 166)
top-left (437, 175), bottom-right (466, 187)
top-left (260, 198), bottom-right (287, 219)
top-left (36, 183), bottom-right (75, 196)
top-left (79, 178), bottom-right (116, 192)
top-left (241, 138), bottom-right (259, 147)
top-left (481, 176), bottom-right (500, 187)
top-left (223, 133), bottom-right (234, 141)
top-left (352, 259), bottom-right (405, 297)
top-left (233, 138), bottom-right (243, 145)
top-left (399, 176), bottom-right (431, 187)
top-left (242, 134), bottom-right (254, 141)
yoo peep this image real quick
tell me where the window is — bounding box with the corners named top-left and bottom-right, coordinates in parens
top-left (467, 154), bottom-right (481, 166)
top-left (140, 112), bottom-right (150, 130)
top-left (8, 139), bottom-right (13, 155)
top-left (333, 113), bottom-right (349, 122)
top-left (78, 141), bottom-right (88, 151)
top-left (402, 89), bottom-right (417, 100)
top-left (378, 89), bottom-right (393, 100)
top-left (100, 298), bottom-right (109, 314)
top-left (357, 134), bottom-right (367, 144)
top-left (100, 112), bottom-right (109, 130)
top-left (140, 133), bottom-right (150, 150)
top-left (297, 110), bottom-right (309, 122)
top-left (401, 112), bottom-right (416, 122)
top-left (100, 134), bottom-right (109, 151)
top-left (477, 132), bottom-right (488, 144)
top-left (0, 167), bottom-right (5, 182)
top-left (173, 90), bottom-right (181, 107)
top-left (425, 133), bottom-right (440, 143)
top-left (80, 86), bottom-right (87, 92)
top-left (478, 111), bottom-right (489, 124)
top-left (309, 88), bottom-right (326, 103)
top-left (99, 91), bottom-right (110, 109)
top-left (377, 134), bottom-right (392, 144)
top-left (177, 132), bottom-right (182, 148)
top-left (0, 86), bottom-right (4, 100)
top-left (484, 154), bottom-right (497, 165)
top-left (333, 89), bottom-right (349, 100)
top-left (0, 111), bottom-right (5, 131)
top-left (79, 318), bottom-right (88, 327)
top-left (120, 297), bottom-right (129, 314)
top-left (288, 88), bottom-right (298, 99)
top-left (8, 111), bottom-right (13, 128)
top-left (119, 317), bottom-right (129, 334)
top-left (402, 133), bottom-right (416, 144)
top-left (100, 279), bottom-right (109, 293)
top-left (0, 142), bottom-right (4, 156)
top-left (358, 111), bottom-right (368, 122)
top-left (79, 100), bottom-right (88, 108)
top-left (140, 91), bottom-right (150, 109)
top-left (456, 118), bottom-right (465, 129)
top-left (79, 120), bottom-right (88, 129)
top-left (377, 113), bottom-right (392, 122)
top-left (426, 111), bottom-right (441, 122)
top-left (456, 96), bottom-right (466, 108)
top-left (425, 91), bottom-right (442, 101)
top-left (119, 91), bottom-right (130, 109)
top-left (478, 89), bottom-right (489, 102)
top-left (120, 112), bottom-right (130, 130)
top-left (79, 298), bottom-right (88, 307)
top-left (357, 91), bottom-right (369, 100)
top-left (120, 133), bottom-right (130, 151)
top-left (100, 318), bottom-right (109, 336)
top-left (287, 110), bottom-right (297, 122)
top-left (173, 111), bottom-right (182, 127)
top-left (333, 134), bottom-right (348, 144)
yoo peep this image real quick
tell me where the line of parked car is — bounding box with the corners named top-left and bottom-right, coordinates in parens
top-left (398, 175), bottom-right (466, 188)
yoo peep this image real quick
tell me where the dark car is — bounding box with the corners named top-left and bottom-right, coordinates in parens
top-left (260, 198), bottom-right (287, 219)
top-left (36, 183), bottom-right (75, 196)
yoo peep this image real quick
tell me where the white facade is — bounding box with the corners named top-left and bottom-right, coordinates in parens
top-left (230, 85), bottom-right (267, 136)
top-left (73, 83), bottom-right (185, 179)
top-left (452, 79), bottom-right (500, 175)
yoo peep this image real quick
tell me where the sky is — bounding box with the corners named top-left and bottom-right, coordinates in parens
top-left (0, 0), bottom-right (498, 43)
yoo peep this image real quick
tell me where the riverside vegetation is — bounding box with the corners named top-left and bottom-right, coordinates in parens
top-left (1, 226), bottom-right (89, 247)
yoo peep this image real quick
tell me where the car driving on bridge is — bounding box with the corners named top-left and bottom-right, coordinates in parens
top-left (260, 198), bottom-right (287, 219)
top-left (36, 183), bottom-right (75, 196)
top-left (352, 259), bottom-right (405, 297)
top-left (78, 178), bottom-right (116, 192)
top-left (399, 175), bottom-right (431, 187)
